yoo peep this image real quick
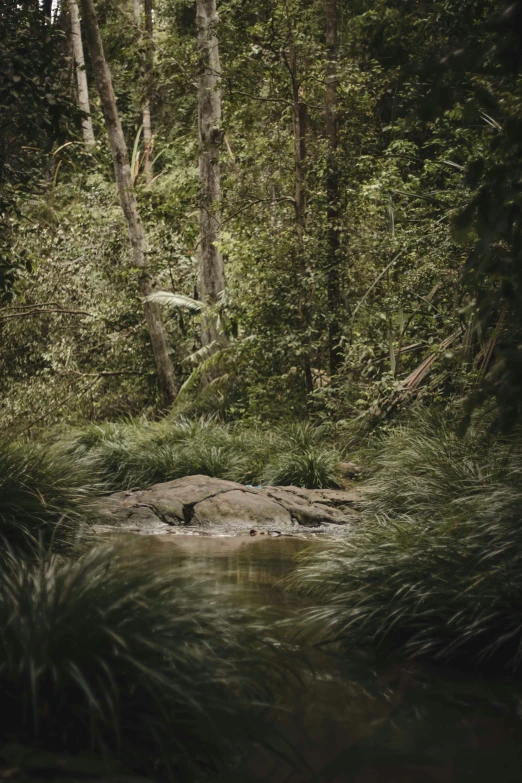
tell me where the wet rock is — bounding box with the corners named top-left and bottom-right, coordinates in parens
top-left (93, 474), bottom-right (362, 536)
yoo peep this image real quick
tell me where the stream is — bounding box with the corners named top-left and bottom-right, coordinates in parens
top-left (128, 534), bottom-right (522, 782)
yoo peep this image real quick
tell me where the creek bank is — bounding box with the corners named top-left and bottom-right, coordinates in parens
top-left (93, 474), bottom-right (363, 537)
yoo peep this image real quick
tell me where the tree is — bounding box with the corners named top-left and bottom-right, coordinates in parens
top-left (196, 0), bottom-right (226, 345)
top-left (288, 16), bottom-right (313, 396)
top-left (69, 0), bottom-right (95, 146)
top-left (79, 0), bottom-right (178, 404)
top-left (324, 0), bottom-right (342, 377)
top-left (132, 0), bottom-right (154, 184)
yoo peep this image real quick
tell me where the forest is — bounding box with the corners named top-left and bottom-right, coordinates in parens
top-left (1, 0), bottom-right (522, 780)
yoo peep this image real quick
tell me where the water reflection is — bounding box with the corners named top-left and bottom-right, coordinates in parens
top-left (120, 534), bottom-right (522, 782)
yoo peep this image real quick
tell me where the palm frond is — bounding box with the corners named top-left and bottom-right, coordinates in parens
top-left (145, 291), bottom-right (206, 312)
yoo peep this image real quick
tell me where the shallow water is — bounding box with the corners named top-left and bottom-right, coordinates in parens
top-left (131, 534), bottom-right (522, 782)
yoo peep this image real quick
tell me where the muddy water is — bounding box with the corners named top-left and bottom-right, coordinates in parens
top-left (134, 534), bottom-right (522, 783)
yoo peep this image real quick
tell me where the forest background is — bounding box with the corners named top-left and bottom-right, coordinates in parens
top-left (2, 0), bottom-right (521, 434)
top-left (3, 4), bottom-right (522, 776)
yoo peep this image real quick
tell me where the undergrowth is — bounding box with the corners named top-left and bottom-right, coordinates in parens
top-left (0, 439), bottom-right (100, 551)
top-left (293, 408), bottom-right (522, 674)
top-left (0, 543), bottom-right (297, 780)
top-left (56, 417), bottom-right (349, 490)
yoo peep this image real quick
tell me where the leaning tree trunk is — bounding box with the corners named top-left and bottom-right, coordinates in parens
top-left (79, 0), bottom-right (178, 404)
top-left (196, 0), bottom-right (226, 345)
top-left (69, 0), bottom-right (95, 145)
top-left (325, 0), bottom-right (342, 376)
top-left (132, 0), bottom-right (154, 184)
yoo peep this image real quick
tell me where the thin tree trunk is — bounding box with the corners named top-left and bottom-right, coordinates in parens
top-left (132, 0), bottom-right (154, 184)
top-left (196, 0), bottom-right (225, 345)
top-left (325, 0), bottom-right (342, 376)
top-left (289, 37), bottom-right (313, 396)
top-left (143, 0), bottom-right (154, 184)
top-left (43, 0), bottom-right (53, 22)
top-left (79, 0), bottom-right (178, 404)
top-left (69, 0), bottom-right (95, 146)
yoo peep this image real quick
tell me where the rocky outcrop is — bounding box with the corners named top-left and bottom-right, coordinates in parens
top-left (93, 474), bottom-right (362, 536)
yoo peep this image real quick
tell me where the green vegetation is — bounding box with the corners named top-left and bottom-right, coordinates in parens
top-left (2, 0), bottom-right (521, 428)
top-left (57, 417), bottom-right (346, 489)
top-left (0, 544), bottom-right (292, 780)
top-left (0, 439), bottom-right (99, 551)
top-left (294, 410), bottom-right (522, 673)
top-left (2, 0), bottom-right (522, 778)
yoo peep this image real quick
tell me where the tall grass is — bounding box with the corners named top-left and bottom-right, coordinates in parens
top-left (0, 439), bottom-right (100, 550)
top-left (293, 409), bottom-right (522, 673)
top-left (363, 408), bottom-right (514, 520)
top-left (58, 417), bottom-right (348, 490)
top-left (261, 448), bottom-right (342, 489)
top-left (0, 544), bottom-right (296, 779)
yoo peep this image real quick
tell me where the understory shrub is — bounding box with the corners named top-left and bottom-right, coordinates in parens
top-left (293, 409), bottom-right (522, 673)
top-left (0, 544), bottom-right (295, 779)
top-left (0, 439), bottom-right (99, 550)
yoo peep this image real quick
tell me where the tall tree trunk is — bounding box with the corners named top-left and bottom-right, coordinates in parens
top-left (143, 0), bottom-right (154, 184)
top-left (196, 0), bottom-right (225, 345)
top-left (79, 0), bottom-right (178, 404)
top-left (325, 0), bottom-right (342, 377)
top-left (69, 0), bottom-right (95, 146)
top-left (289, 37), bottom-right (313, 396)
top-left (132, 0), bottom-right (154, 184)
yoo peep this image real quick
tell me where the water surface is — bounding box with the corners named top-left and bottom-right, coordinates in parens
top-left (132, 534), bottom-right (522, 783)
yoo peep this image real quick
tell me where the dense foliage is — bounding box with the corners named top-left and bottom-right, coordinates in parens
top-left (0, 544), bottom-right (293, 779)
top-left (294, 410), bottom-right (522, 672)
top-left (1, 0), bottom-right (520, 427)
top-left (2, 1), bottom-right (522, 776)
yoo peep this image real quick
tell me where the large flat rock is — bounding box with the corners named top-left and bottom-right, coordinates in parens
top-left (93, 474), bottom-right (361, 536)
top-left (192, 489), bottom-right (293, 528)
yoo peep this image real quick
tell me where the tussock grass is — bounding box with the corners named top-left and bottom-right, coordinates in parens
top-left (293, 409), bottom-right (522, 673)
top-left (59, 417), bottom-right (347, 490)
top-left (262, 448), bottom-right (342, 489)
top-left (0, 439), bottom-right (100, 550)
top-left (0, 544), bottom-right (296, 779)
top-left (363, 408), bottom-right (513, 520)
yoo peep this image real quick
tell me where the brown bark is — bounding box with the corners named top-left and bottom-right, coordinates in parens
top-left (79, 0), bottom-right (177, 404)
top-left (69, 0), bottom-right (95, 146)
top-left (325, 0), bottom-right (343, 376)
top-left (196, 0), bottom-right (226, 345)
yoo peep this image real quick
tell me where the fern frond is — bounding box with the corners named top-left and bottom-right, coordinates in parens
top-left (177, 348), bottom-right (231, 399)
top-left (183, 339), bottom-right (231, 366)
top-left (145, 292), bottom-right (206, 312)
top-left (182, 341), bottom-right (220, 366)
top-left (207, 373), bottom-right (230, 389)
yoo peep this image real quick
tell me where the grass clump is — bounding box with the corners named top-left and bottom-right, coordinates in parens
top-left (0, 544), bottom-right (294, 780)
top-left (0, 439), bottom-right (99, 550)
top-left (58, 417), bottom-right (347, 490)
top-left (363, 407), bottom-right (511, 520)
top-left (262, 448), bottom-right (342, 489)
top-left (293, 409), bottom-right (522, 674)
